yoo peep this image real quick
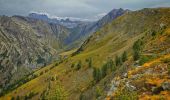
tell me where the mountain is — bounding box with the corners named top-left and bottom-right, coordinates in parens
top-left (28, 13), bottom-right (50, 22)
top-left (65, 8), bottom-right (129, 49)
top-left (27, 9), bottom-right (129, 50)
top-left (17, 16), bottom-right (71, 49)
top-left (72, 7), bottom-right (170, 99)
top-left (0, 15), bottom-right (72, 91)
top-left (1, 8), bottom-right (170, 100)
top-left (28, 13), bottom-right (86, 28)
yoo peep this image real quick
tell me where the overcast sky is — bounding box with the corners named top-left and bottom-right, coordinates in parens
top-left (0, 0), bottom-right (170, 21)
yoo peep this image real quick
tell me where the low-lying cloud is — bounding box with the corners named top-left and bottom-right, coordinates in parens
top-left (0, 0), bottom-right (170, 21)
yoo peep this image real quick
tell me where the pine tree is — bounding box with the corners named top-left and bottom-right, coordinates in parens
top-left (93, 67), bottom-right (101, 82)
top-left (88, 58), bottom-right (92, 68)
top-left (96, 69), bottom-right (101, 82)
top-left (133, 50), bottom-right (140, 61)
top-left (115, 55), bottom-right (122, 66)
top-left (122, 51), bottom-right (127, 62)
top-left (93, 67), bottom-right (97, 81)
top-left (133, 40), bottom-right (143, 61)
top-left (101, 64), bottom-right (107, 77)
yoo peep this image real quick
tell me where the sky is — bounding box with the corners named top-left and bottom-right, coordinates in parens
top-left (0, 0), bottom-right (170, 21)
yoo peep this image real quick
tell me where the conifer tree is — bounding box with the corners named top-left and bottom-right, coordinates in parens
top-left (122, 51), bottom-right (127, 62)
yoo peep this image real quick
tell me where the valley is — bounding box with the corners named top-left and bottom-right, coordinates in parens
top-left (0, 7), bottom-right (170, 100)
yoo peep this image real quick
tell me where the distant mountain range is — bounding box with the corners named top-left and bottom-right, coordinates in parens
top-left (28, 13), bottom-right (87, 28)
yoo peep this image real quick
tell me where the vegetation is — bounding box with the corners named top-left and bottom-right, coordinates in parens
top-left (87, 58), bottom-right (92, 68)
top-left (24, 92), bottom-right (38, 100)
top-left (37, 55), bottom-right (45, 64)
top-left (93, 67), bottom-right (101, 82)
top-left (133, 39), bottom-right (143, 61)
top-left (95, 86), bottom-right (102, 98)
top-left (79, 93), bottom-right (84, 100)
top-left (71, 63), bottom-right (75, 68)
top-left (139, 56), bottom-right (150, 65)
top-left (151, 31), bottom-right (156, 36)
top-left (40, 71), bottom-right (44, 75)
top-left (76, 60), bottom-right (82, 70)
top-left (115, 55), bottom-right (122, 66)
top-left (115, 88), bottom-right (138, 100)
top-left (162, 58), bottom-right (170, 63)
top-left (168, 65), bottom-right (170, 75)
top-left (54, 84), bottom-right (67, 100)
top-left (93, 59), bottom-right (116, 82)
top-left (0, 73), bottom-right (38, 96)
top-left (1, 8), bottom-right (170, 100)
top-left (122, 51), bottom-right (127, 62)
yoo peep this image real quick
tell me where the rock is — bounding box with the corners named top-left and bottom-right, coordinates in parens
top-left (161, 82), bottom-right (170, 91)
top-left (125, 81), bottom-right (136, 91)
top-left (123, 73), bottom-right (128, 78)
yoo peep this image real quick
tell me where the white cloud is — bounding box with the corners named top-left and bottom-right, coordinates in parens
top-left (0, 0), bottom-right (170, 20)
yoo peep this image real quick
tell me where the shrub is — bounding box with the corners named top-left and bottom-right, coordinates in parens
top-left (122, 51), bottom-right (127, 62)
top-left (71, 63), bottom-right (74, 68)
top-left (40, 71), bottom-right (44, 75)
top-left (79, 93), bottom-right (84, 100)
top-left (115, 88), bottom-right (138, 100)
top-left (162, 58), bottom-right (170, 63)
top-left (76, 60), bottom-right (82, 70)
top-left (45, 69), bottom-right (49, 73)
top-left (55, 62), bottom-right (59, 66)
top-left (54, 84), bottom-right (67, 100)
top-left (11, 97), bottom-right (15, 100)
top-left (51, 77), bottom-right (55, 81)
top-left (151, 31), bottom-right (156, 36)
top-left (139, 56), bottom-right (150, 65)
top-left (95, 86), bottom-right (102, 98)
top-left (24, 92), bottom-right (37, 100)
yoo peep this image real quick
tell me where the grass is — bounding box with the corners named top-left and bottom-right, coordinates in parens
top-left (1, 8), bottom-right (170, 100)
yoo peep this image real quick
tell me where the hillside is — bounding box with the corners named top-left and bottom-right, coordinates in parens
top-left (0, 15), bottom-right (71, 92)
top-left (0, 8), bottom-right (126, 93)
top-left (14, 16), bottom-right (71, 50)
top-left (65, 8), bottom-right (129, 49)
top-left (1, 7), bottom-right (170, 100)
top-left (107, 26), bottom-right (170, 100)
